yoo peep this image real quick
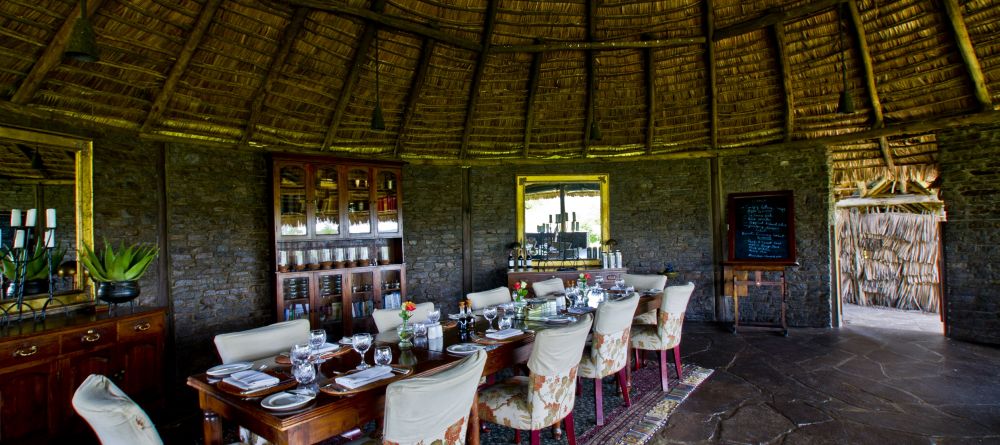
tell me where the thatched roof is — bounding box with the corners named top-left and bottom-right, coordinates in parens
top-left (0, 0), bottom-right (997, 168)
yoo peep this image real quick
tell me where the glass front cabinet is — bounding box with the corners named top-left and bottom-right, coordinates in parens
top-left (271, 155), bottom-right (405, 337)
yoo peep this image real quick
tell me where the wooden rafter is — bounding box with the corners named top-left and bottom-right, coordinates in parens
top-left (643, 35), bottom-right (656, 154)
top-left (394, 36), bottom-right (436, 158)
top-left (705, 0), bottom-right (718, 149)
top-left (845, 0), bottom-right (884, 128)
top-left (941, 0), bottom-right (993, 110)
top-left (240, 8), bottom-right (307, 147)
top-left (522, 46), bottom-right (543, 158)
top-left (493, 38), bottom-right (705, 53)
top-left (583, 0), bottom-right (597, 157)
top-left (772, 23), bottom-right (794, 142)
top-left (322, 0), bottom-right (387, 150)
top-left (714, 0), bottom-right (846, 41)
top-left (11, 0), bottom-right (105, 105)
top-left (458, 0), bottom-right (499, 159)
top-left (878, 136), bottom-right (896, 170)
top-left (141, 0), bottom-right (222, 133)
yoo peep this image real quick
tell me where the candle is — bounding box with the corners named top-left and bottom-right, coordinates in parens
top-left (10, 209), bottom-right (21, 227)
top-left (278, 250), bottom-right (288, 265)
top-left (572, 211), bottom-right (576, 221)
top-left (25, 209), bottom-right (36, 227)
top-left (44, 229), bottom-right (55, 248)
top-left (46, 208), bottom-right (56, 228)
top-left (13, 230), bottom-right (24, 249)
top-left (549, 214), bottom-right (553, 223)
top-left (380, 246), bottom-right (390, 261)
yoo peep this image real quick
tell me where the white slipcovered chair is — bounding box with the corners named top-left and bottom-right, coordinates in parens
top-left (477, 315), bottom-right (594, 445)
top-left (371, 302), bottom-right (436, 332)
top-left (213, 319), bottom-right (310, 363)
top-left (73, 374), bottom-right (163, 445)
top-left (530, 277), bottom-right (566, 298)
top-left (577, 293), bottom-right (640, 426)
top-left (630, 282), bottom-right (695, 391)
top-left (467, 286), bottom-right (512, 311)
top-left (624, 273), bottom-right (668, 324)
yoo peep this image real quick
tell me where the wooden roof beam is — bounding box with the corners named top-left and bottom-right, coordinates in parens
top-left (141, 0), bottom-right (222, 133)
top-left (522, 46), bottom-right (543, 158)
top-left (493, 37), bottom-right (704, 53)
top-left (458, 0), bottom-right (499, 159)
top-left (772, 23), bottom-right (794, 142)
top-left (240, 8), bottom-right (307, 147)
top-left (845, 0), bottom-right (884, 128)
top-left (878, 136), bottom-right (896, 170)
top-left (714, 0), bottom-right (846, 41)
top-left (394, 36), bottom-right (437, 158)
top-left (322, 0), bottom-right (387, 150)
top-left (705, 0), bottom-right (718, 149)
top-left (582, 0), bottom-right (597, 157)
top-left (941, 0), bottom-right (993, 110)
top-left (11, 0), bottom-right (105, 105)
top-left (643, 35), bottom-right (656, 154)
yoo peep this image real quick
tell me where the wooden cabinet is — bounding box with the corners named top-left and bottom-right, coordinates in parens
top-left (0, 307), bottom-right (166, 443)
top-left (271, 155), bottom-right (406, 337)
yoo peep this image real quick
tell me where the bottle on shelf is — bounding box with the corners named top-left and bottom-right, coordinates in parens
top-left (517, 250), bottom-right (525, 271)
top-left (526, 249), bottom-right (533, 271)
top-left (508, 251), bottom-right (515, 271)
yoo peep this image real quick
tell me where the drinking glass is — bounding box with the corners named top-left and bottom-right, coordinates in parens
top-left (412, 322), bottom-right (428, 337)
top-left (483, 307), bottom-right (498, 332)
top-left (498, 316), bottom-right (512, 331)
top-left (352, 333), bottom-right (373, 369)
top-left (614, 279), bottom-right (625, 290)
top-left (427, 308), bottom-right (441, 324)
top-left (503, 303), bottom-right (516, 319)
top-left (374, 346), bottom-right (393, 366)
top-left (290, 343), bottom-right (311, 365)
top-left (309, 329), bottom-right (327, 351)
top-left (292, 361), bottom-right (316, 385)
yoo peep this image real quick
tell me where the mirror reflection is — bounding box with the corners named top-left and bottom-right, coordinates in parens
top-left (517, 174), bottom-right (609, 266)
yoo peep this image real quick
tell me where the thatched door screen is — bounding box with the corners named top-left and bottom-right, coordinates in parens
top-left (836, 208), bottom-right (940, 313)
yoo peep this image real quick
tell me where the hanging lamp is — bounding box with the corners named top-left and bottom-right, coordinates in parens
top-left (837, 4), bottom-right (855, 114)
top-left (589, 57), bottom-right (602, 141)
top-left (371, 30), bottom-right (385, 131)
top-left (65, 0), bottom-right (100, 62)
top-left (30, 147), bottom-right (43, 171)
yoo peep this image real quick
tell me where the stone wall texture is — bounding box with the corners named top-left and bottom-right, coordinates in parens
top-left (939, 123), bottom-right (1000, 345)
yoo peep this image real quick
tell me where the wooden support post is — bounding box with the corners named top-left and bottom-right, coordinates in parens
top-left (583, 0), bottom-right (597, 157)
top-left (523, 45), bottom-right (543, 158)
top-left (644, 34), bottom-right (657, 154)
top-left (705, 0), bottom-right (718, 149)
top-left (240, 8), bottom-right (307, 147)
top-left (493, 37), bottom-right (705, 53)
top-left (395, 36), bottom-right (436, 158)
top-left (12, 0), bottom-right (106, 105)
top-left (878, 136), bottom-right (896, 170)
top-left (941, 0), bottom-right (993, 110)
top-left (772, 23), bottom-right (794, 142)
top-left (322, 0), bottom-right (387, 150)
top-left (141, 0), bottom-right (222, 133)
top-left (845, 0), bottom-right (884, 128)
top-left (459, 0), bottom-right (499, 159)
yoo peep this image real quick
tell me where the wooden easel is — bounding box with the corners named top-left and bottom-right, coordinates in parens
top-left (724, 263), bottom-right (794, 336)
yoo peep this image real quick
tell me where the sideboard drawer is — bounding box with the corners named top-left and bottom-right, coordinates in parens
top-left (0, 335), bottom-right (59, 368)
top-left (61, 324), bottom-right (116, 354)
top-left (118, 314), bottom-right (165, 342)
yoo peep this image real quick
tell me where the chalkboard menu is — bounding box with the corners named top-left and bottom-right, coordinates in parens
top-left (726, 191), bottom-right (796, 264)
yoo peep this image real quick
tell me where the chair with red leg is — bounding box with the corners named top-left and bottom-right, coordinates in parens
top-left (477, 315), bottom-right (594, 445)
top-left (630, 282), bottom-right (695, 391)
top-left (577, 293), bottom-right (640, 426)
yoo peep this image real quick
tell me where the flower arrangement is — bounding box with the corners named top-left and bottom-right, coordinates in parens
top-left (399, 300), bottom-right (416, 322)
top-left (577, 272), bottom-right (591, 289)
top-left (512, 280), bottom-right (528, 302)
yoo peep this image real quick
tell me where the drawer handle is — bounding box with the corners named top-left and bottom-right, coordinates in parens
top-left (82, 330), bottom-right (101, 343)
top-left (134, 322), bottom-right (151, 332)
top-left (14, 345), bottom-right (38, 357)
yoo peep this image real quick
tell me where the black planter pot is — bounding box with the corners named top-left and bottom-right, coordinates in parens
top-left (5, 279), bottom-right (49, 298)
top-left (95, 280), bottom-right (141, 305)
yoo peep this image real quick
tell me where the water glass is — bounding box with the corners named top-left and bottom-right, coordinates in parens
top-left (292, 361), bottom-right (316, 385)
top-left (498, 316), bottom-right (512, 331)
top-left (483, 306), bottom-right (498, 332)
top-left (290, 343), bottom-right (311, 365)
top-left (309, 329), bottom-right (327, 352)
top-left (427, 308), bottom-right (441, 324)
top-left (352, 333), bottom-right (373, 369)
top-left (374, 346), bottom-right (392, 366)
top-left (412, 322), bottom-right (428, 337)
top-left (502, 303), bottom-right (516, 319)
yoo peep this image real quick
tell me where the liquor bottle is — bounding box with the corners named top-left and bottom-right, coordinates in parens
top-left (526, 251), bottom-right (533, 270)
top-left (508, 251), bottom-right (515, 270)
top-left (517, 250), bottom-right (525, 271)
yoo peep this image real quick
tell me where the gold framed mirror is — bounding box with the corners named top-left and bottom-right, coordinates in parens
top-left (516, 174), bottom-right (610, 269)
top-left (0, 126), bottom-right (94, 310)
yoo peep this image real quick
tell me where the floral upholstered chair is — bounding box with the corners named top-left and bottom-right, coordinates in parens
top-left (630, 282), bottom-right (695, 392)
top-left (73, 374), bottom-right (164, 445)
top-left (577, 293), bottom-right (640, 426)
top-left (623, 273), bottom-right (668, 324)
top-left (530, 277), bottom-right (565, 298)
top-left (477, 315), bottom-right (594, 445)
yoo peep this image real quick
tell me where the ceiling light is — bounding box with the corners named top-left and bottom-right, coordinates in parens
top-left (65, 0), bottom-right (99, 62)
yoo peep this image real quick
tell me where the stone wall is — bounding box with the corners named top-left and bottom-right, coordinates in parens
top-left (402, 165), bottom-right (464, 313)
top-left (938, 123), bottom-right (1000, 345)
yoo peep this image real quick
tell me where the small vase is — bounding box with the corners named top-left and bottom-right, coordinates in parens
top-left (397, 320), bottom-right (414, 349)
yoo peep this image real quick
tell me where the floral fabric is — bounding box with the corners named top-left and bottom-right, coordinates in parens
top-left (578, 329), bottom-right (630, 378)
top-left (633, 310), bottom-right (656, 325)
top-left (630, 311), bottom-right (685, 351)
top-left (477, 367), bottom-right (579, 431)
top-left (382, 416), bottom-right (467, 445)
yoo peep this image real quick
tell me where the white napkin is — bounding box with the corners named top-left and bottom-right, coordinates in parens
top-left (314, 343), bottom-right (339, 354)
top-left (486, 328), bottom-right (523, 340)
top-left (335, 366), bottom-right (393, 389)
top-left (223, 370), bottom-right (279, 391)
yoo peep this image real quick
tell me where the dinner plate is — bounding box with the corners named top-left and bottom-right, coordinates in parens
top-left (260, 391), bottom-right (315, 411)
top-left (206, 361), bottom-right (253, 377)
top-left (544, 315), bottom-right (575, 324)
top-left (448, 313), bottom-right (480, 320)
top-left (643, 288), bottom-right (662, 294)
top-left (446, 343), bottom-right (484, 356)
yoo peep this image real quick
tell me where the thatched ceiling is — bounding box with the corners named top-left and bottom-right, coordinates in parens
top-left (0, 0), bottom-right (997, 165)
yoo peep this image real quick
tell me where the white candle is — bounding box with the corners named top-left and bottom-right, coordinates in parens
top-left (46, 208), bottom-right (56, 228)
top-left (13, 230), bottom-right (25, 249)
top-left (10, 209), bottom-right (21, 227)
top-left (278, 251), bottom-right (288, 265)
top-left (25, 209), bottom-right (36, 227)
top-left (380, 246), bottom-right (390, 261)
top-left (44, 229), bottom-right (55, 248)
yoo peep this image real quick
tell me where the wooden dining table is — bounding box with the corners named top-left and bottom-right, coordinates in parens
top-left (187, 293), bottom-right (661, 445)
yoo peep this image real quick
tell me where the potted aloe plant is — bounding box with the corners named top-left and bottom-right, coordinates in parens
top-left (2, 239), bottom-right (67, 297)
top-left (79, 241), bottom-right (158, 308)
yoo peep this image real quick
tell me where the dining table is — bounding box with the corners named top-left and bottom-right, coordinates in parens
top-left (187, 292), bottom-right (661, 445)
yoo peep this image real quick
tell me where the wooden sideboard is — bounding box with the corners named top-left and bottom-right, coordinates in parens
top-left (506, 267), bottom-right (627, 298)
top-left (0, 307), bottom-right (166, 443)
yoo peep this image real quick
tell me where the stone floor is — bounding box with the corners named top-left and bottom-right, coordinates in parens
top-left (656, 312), bottom-right (1000, 444)
top-left (841, 303), bottom-right (943, 334)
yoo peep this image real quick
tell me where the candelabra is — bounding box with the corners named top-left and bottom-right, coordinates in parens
top-left (2, 209), bottom-right (60, 325)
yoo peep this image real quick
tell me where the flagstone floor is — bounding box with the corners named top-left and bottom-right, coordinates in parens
top-left (656, 311), bottom-right (1000, 444)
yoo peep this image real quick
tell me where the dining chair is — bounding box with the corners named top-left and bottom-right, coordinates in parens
top-left (371, 302), bottom-right (435, 332)
top-left (531, 277), bottom-right (565, 298)
top-left (577, 293), bottom-right (640, 426)
top-left (623, 273), bottom-right (668, 324)
top-left (630, 282), bottom-right (695, 391)
top-left (477, 314), bottom-right (594, 445)
top-left (467, 286), bottom-right (512, 311)
top-left (73, 374), bottom-right (163, 445)
top-left (213, 319), bottom-right (310, 363)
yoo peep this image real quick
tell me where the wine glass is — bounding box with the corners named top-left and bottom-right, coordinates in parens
top-left (292, 361), bottom-right (316, 385)
top-left (352, 333), bottom-right (373, 369)
top-left (498, 316), bottom-right (512, 331)
top-left (503, 303), bottom-right (516, 319)
top-left (412, 322), bottom-right (428, 337)
top-left (290, 343), bottom-right (311, 365)
top-left (483, 306), bottom-right (498, 332)
top-left (309, 329), bottom-right (327, 359)
top-left (427, 308), bottom-right (441, 324)
top-left (374, 346), bottom-right (392, 367)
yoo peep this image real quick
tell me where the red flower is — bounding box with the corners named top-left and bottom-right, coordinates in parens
top-left (514, 282), bottom-right (523, 290)
top-left (403, 301), bottom-right (416, 312)
top-left (584, 273), bottom-right (591, 279)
